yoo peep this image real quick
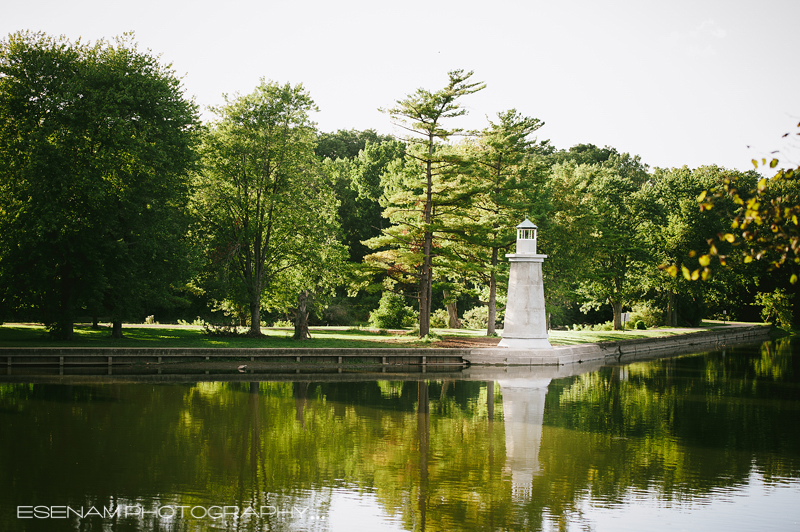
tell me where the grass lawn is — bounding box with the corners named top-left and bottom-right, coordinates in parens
top-left (548, 329), bottom-right (681, 345)
top-left (0, 322), bottom-right (695, 349)
top-left (0, 323), bottom-right (423, 348)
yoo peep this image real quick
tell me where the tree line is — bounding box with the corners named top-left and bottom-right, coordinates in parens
top-left (1, 32), bottom-right (797, 339)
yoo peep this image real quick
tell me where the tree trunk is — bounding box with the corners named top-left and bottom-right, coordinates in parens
top-left (248, 292), bottom-right (262, 337)
top-left (111, 321), bottom-right (124, 339)
top-left (249, 304), bottom-right (260, 336)
top-left (419, 231), bottom-right (432, 337)
top-left (487, 247), bottom-right (499, 335)
top-left (666, 290), bottom-right (677, 326)
top-left (418, 146), bottom-right (435, 338)
top-left (293, 290), bottom-right (311, 340)
top-left (443, 290), bottom-right (460, 329)
top-left (56, 263), bottom-right (74, 340)
top-left (611, 299), bottom-right (623, 330)
top-left (293, 382), bottom-right (310, 427)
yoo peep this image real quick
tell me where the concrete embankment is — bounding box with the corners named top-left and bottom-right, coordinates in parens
top-left (0, 347), bottom-right (467, 372)
top-left (465, 324), bottom-right (772, 366)
top-left (0, 324), bottom-right (773, 371)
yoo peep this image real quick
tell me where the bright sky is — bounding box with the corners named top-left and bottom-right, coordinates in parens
top-left (3, 0), bottom-right (798, 171)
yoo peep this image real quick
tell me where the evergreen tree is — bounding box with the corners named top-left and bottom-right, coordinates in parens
top-left (367, 70), bottom-right (484, 336)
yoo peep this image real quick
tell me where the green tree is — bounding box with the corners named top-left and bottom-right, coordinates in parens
top-left (370, 69), bottom-right (485, 337)
top-left (754, 289), bottom-right (793, 330)
top-left (562, 154), bottom-right (661, 329)
top-left (437, 109), bottom-right (550, 335)
top-left (322, 138), bottom-right (405, 263)
top-left (315, 128), bottom-right (392, 161)
top-left (699, 153), bottom-right (800, 283)
top-left (652, 166), bottom-right (759, 325)
top-left (666, 124), bottom-right (800, 287)
top-left (195, 80), bottom-right (345, 337)
top-left (0, 32), bottom-right (200, 338)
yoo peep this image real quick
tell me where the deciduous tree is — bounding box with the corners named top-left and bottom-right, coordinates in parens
top-left (195, 80), bottom-right (344, 337)
top-left (565, 154), bottom-right (661, 329)
top-left (0, 32), bottom-right (200, 338)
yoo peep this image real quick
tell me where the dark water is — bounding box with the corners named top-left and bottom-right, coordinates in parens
top-left (1, 339), bottom-right (798, 531)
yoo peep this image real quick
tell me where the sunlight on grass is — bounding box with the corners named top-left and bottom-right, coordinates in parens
top-left (0, 322), bottom-right (699, 349)
top-left (0, 323), bottom-right (415, 348)
top-left (549, 329), bottom-right (680, 346)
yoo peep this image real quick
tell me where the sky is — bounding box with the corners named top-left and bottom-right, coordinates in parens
top-left (3, 0), bottom-right (798, 172)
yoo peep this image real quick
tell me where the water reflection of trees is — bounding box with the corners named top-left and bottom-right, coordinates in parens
top-left (0, 340), bottom-right (797, 531)
top-left (544, 340), bottom-right (800, 514)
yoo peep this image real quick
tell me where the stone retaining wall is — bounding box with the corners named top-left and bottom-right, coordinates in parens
top-left (465, 324), bottom-right (772, 366)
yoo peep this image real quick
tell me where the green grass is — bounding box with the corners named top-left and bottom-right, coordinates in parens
top-left (0, 322), bottom-right (697, 349)
top-left (0, 323), bottom-right (414, 348)
top-left (548, 329), bottom-right (681, 346)
top-left (0, 323), bottom-right (721, 349)
top-left (0, 323), bottom-right (492, 349)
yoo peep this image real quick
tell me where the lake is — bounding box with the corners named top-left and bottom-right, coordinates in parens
top-left (1, 339), bottom-right (798, 531)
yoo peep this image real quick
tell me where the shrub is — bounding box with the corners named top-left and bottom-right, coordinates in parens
top-left (462, 305), bottom-right (505, 330)
top-left (571, 321), bottom-right (614, 331)
top-left (272, 319), bottom-right (293, 328)
top-left (368, 293), bottom-right (417, 329)
top-left (462, 305), bottom-right (488, 329)
top-left (628, 302), bottom-right (664, 328)
top-left (417, 332), bottom-right (442, 344)
top-left (635, 320), bottom-right (646, 330)
top-left (202, 323), bottom-right (245, 337)
top-left (178, 317), bottom-right (205, 326)
top-left (430, 308), bottom-right (449, 328)
top-left (755, 289), bottom-right (794, 330)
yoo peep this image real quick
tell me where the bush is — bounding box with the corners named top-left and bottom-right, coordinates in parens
top-left (628, 301), bottom-right (664, 328)
top-left (430, 308), bottom-right (449, 328)
top-left (571, 321), bottom-right (614, 332)
top-left (272, 319), bottom-right (293, 328)
top-left (368, 293), bottom-right (417, 329)
top-left (635, 320), bottom-right (646, 330)
top-left (461, 305), bottom-right (505, 330)
top-left (462, 305), bottom-right (488, 329)
top-left (202, 323), bottom-right (245, 337)
top-left (417, 332), bottom-right (442, 344)
top-left (755, 289), bottom-right (794, 330)
top-left (177, 316), bottom-right (205, 326)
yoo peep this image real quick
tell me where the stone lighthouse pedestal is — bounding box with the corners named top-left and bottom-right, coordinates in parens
top-left (498, 217), bottom-right (552, 349)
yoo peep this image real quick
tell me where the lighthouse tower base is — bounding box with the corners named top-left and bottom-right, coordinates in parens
top-left (498, 254), bottom-right (552, 349)
top-left (498, 337), bottom-right (553, 349)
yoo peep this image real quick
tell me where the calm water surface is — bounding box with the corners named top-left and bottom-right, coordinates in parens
top-left (0, 339), bottom-right (798, 531)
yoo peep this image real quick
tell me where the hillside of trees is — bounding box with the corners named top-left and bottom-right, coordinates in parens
top-left (1, 32), bottom-right (798, 339)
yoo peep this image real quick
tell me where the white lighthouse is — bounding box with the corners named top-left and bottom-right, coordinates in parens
top-left (498, 217), bottom-right (552, 349)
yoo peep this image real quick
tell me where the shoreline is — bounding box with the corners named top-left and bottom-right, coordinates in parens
top-left (0, 324), bottom-right (772, 370)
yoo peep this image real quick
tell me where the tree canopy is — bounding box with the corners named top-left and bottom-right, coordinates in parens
top-left (0, 31), bottom-right (200, 338)
top-left (193, 80), bottom-right (345, 337)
